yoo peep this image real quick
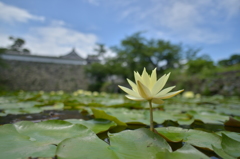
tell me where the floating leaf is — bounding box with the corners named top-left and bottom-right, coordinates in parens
top-left (191, 112), bottom-right (229, 124)
top-left (0, 120), bottom-right (96, 159)
top-left (14, 120), bottom-right (95, 145)
top-left (56, 128), bottom-right (171, 159)
top-left (100, 108), bottom-right (149, 125)
top-left (212, 145), bottom-right (236, 159)
top-left (0, 124), bottom-right (55, 159)
top-left (216, 131), bottom-right (240, 142)
top-left (157, 127), bottom-right (221, 150)
top-left (221, 133), bottom-right (240, 158)
top-left (156, 143), bottom-right (209, 159)
top-left (91, 108), bottom-right (127, 131)
top-left (65, 119), bottom-right (117, 133)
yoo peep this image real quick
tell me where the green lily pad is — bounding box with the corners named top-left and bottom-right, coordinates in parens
top-left (57, 132), bottom-right (115, 159)
top-left (150, 111), bottom-right (177, 124)
top-left (156, 143), bottom-right (209, 159)
top-left (0, 101), bottom-right (41, 109)
top-left (0, 120), bottom-right (96, 159)
top-left (40, 103), bottom-right (64, 110)
top-left (4, 107), bottom-right (42, 115)
top-left (212, 145), bottom-right (236, 159)
top-left (91, 108), bottom-right (127, 131)
top-left (191, 112), bottom-right (229, 124)
top-left (216, 131), bottom-right (240, 142)
top-left (56, 128), bottom-right (171, 159)
top-left (65, 119), bottom-right (117, 133)
top-left (156, 127), bottom-right (221, 150)
top-left (172, 113), bottom-right (194, 125)
top-left (0, 124), bottom-right (55, 159)
top-left (101, 108), bottom-right (149, 125)
top-left (221, 133), bottom-right (240, 158)
top-left (14, 120), bottom-right (95, 145)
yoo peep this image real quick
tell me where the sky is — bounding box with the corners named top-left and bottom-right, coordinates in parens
top-left (0, 0), bottom-right (239, 61)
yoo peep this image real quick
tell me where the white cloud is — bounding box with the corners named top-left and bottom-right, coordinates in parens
top-left (50, 20), bottom-right (66, 27)
top-left (0, 32), bottom-right (12, 47)
top-left (0, 1), bottom-right (44, 23)
top-left (116, 0), bottom-right (240, 44)
top-left (24, 25), bottom-right (98, 58)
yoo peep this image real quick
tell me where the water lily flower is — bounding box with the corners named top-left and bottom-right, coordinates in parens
top-left (118, 68), bottom-right (184, 131)
top-left (182, 91), bottom-right (195, 98)
top-left (118, 68), bottom-right (184, 104)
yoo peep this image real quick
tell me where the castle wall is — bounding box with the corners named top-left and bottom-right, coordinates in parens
top-left (0, 60), bottom-right (88, 92)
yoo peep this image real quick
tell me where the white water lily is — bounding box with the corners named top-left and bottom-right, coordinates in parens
top-left (118, 68), bottom-right (184, 104)
top-left (119, 68), bottom-right (184, 132)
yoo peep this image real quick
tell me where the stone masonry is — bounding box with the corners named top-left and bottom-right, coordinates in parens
top-left (0, 60), bottom-right (88, 91)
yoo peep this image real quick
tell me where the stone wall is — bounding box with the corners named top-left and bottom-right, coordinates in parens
top-left (0, 60), bottom-right (88, 92)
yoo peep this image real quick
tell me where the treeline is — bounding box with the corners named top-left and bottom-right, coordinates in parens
top-left (1, 34), bottom-right (239, 96)
top-left (0, 37), bottom-right (31, 55)
top-left (0, 37), bottom-right (31, 67)
top-left (86, 33), bottom-right (240, 96)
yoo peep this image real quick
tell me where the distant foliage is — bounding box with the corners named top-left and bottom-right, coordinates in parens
top-left (187, 58), bottom-right (215, 75)
top-left (85, 32), bottom-right (199, 92)
top-left (8, 36), bottom-right (31, 54)
top-left (218, 54), bottom-right (240, 66)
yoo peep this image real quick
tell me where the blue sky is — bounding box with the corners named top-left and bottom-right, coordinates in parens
top-left (0, 0), bottom-right (239, 61)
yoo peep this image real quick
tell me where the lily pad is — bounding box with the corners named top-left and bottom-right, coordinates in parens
top-left (156, 143), bottom-right (209, 159)
top-left (101, 108), bottom-right (149, 125)
top-left (221, 133), bottom-right (240, 158)
top-left (0, 120), bottom-right (96, 159)
top-left (0, 124), bottom-right (55, 159)
top-left (216, 131), bottom-right (240, 142)
top-left (191, 112), bottom-right (229, 124)
top-left (56, 128), bottom-right (171, 159)
top-left (91, 108), bottom-right (127, 131)
top-left (14, 120), bottom-right (95, 144)
top-left (212, 145), bottom-right (236, 159)
top-left (156, 127), bottom-right (221, 150)
top-left (65, 119), bottom-right (117, 133)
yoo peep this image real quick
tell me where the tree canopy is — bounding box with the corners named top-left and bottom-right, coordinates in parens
top-left (85, 32), bottom-right (200, 91)
top-left (3, 36), bottom-right (31, 54)
top-left (218, 54), bottom-right (240, 66)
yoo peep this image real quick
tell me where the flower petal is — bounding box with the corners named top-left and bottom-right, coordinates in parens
top-left (152, 73), bottom-right (171, 95)
top-left (159, 89), bottom-right (184, 99)
top-left (127, 78), bottom-right (138, 92)
top-left (154, 86), bottom-right (176, 98)
top-left (118, 85), bottom-right (141, 97)
top-left (134, 71), bottom-right (144, 84)
top-left (125, 95), bottom-right (145, 101)
top-left (150, 68), bottom-right (157, 89)
top-left (142, 68), bottom-right (150, 86)
top-left (137, 81), bottom-right (152, 99)
top-left (152, 98), bottom-right (164, 104)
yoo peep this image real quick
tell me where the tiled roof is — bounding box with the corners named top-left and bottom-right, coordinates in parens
top-left (60, 48), bottom-right (84, 60)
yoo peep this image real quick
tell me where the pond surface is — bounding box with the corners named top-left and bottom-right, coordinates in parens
top-left (0, 92), bottom-right (239, 159)
top-left (2, 110), bottom-right (239, 159)
top-left (0, 110), bottom-right (91, 125)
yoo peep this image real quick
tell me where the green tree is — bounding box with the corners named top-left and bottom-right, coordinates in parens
top-left (85, 63), bottom-right (108, 91)
top-left (8, 36), bottom-right (30, 54)
top-left (85, 32), bottom-right (200, 92)
top-left (218, 54), bottom-right (240, 66)
top-left (186, 57), bottom-right (215, 75)
top-left (94, 43), bottom-right (106, 57)
top-left (111, 32), bottom-right (198, 79)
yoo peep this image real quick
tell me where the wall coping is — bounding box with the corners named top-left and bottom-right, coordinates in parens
top-left (1, 53), bottom-right (86, 65)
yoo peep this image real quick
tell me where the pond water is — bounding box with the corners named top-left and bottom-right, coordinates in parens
top-left (2, 110), bottom-right (238, 159)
